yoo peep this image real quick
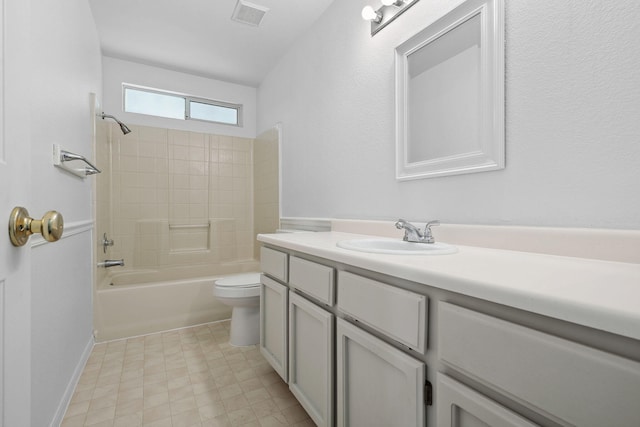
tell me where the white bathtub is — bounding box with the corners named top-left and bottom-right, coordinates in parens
top-left (95, 261), bottom-right (260, 342)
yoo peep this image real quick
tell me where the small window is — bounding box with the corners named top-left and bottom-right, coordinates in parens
top-left (124, 87), bottom-right (185, 120)
top-left (123, 84), bottom-right (243, 126)
top-left (188, 100), bottom-right (240, 126)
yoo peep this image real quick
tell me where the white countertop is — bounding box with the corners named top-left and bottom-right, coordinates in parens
top-left (258, 231), bottom-right (640, 341)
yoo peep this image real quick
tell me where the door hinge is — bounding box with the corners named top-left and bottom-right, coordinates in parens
top-left (425, 380), bottom-right (433, 406)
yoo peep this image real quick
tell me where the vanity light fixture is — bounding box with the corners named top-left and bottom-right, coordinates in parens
top-left (362, 0), bottom-right (420, 36)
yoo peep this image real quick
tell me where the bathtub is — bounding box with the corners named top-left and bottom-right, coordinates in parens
top-left (94, 260), bottom-right (260, 342)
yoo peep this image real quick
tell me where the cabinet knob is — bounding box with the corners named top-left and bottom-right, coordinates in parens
top-left (8, 207), bottom-right (64, 247)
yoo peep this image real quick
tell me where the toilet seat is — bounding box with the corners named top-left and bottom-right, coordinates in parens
top-left (213, 273), bottom-right (261, 298)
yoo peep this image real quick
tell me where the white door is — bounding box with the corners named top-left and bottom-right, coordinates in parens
top-left (0, 0), bottom-right (33, 425)
top-left (336, 318), bottom-right (425, 427)
top-left (260, 275), bottom-right (288, 382)
top-left (289, 292), bottom-right (334, 427)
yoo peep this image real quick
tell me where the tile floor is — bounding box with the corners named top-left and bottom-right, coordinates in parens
top-left (61, 321), bottom-right (315, 427)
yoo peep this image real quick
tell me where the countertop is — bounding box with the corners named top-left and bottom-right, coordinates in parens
top-left (258, 231), bottom-right (640, 341)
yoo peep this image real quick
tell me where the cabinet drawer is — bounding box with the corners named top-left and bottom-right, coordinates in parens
top-left (337, 271), bottom-right (427, 354)
top-left (289, 256), bottom-right (335, 305)
top-left (439, 302), bottom-right (640, 427)
top-left (261, 246), bottom-right (288, 282)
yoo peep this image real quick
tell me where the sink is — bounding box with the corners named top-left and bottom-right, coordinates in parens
top-left (336, 238), bottom-right (457, 255)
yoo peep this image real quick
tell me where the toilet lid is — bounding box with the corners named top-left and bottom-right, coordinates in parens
top-left (215, 273), bottom-right (261, 288)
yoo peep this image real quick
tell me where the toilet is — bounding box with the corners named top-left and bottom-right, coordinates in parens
top-left (213, 272), bottom-right (261, 346)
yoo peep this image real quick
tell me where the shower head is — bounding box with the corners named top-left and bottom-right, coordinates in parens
top-left (100, 113), bottom-right (132, 135)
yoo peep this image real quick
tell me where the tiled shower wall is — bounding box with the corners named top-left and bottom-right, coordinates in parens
top-left (96, 122), bottom-right (256, 272)
top-left (253, 128), bottom-right (280, 260)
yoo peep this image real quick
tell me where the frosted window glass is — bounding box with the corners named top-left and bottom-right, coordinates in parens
top-left (124, 88), bottom-right (185, 120)
top-left (189, 101), bottom-right (238, 125)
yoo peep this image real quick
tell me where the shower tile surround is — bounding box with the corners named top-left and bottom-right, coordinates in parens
top-left (97, 122), bottom-right (258, 271)
top-left (61, 321), bottom-right (314, 427)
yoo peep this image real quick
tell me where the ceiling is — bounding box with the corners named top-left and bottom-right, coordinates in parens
top-left (88, 0), bottom-right (336, 87)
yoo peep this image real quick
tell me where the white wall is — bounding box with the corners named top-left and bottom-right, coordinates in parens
top-left (102, 56), bottom-right (257, 138)
top-left (258, 0), bottom-right (640, 229)
top-left (30, 0), bottom-right (102, 425)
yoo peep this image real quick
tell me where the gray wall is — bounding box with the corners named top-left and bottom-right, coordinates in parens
top-left (30, 0), bottom-right (102, 425)
top-left (257, 0), bottom-right (640, 229)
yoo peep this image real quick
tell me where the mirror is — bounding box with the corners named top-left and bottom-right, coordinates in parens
top-left (395, 0), bottom-right (504, 180)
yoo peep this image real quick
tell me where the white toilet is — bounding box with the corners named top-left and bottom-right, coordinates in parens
top-left (213, 272), bottom-right (261, 346)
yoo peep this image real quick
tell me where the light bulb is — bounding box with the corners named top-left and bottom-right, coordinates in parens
top-left (361, 5), bottom-right (382, 22)
top-left (381, 0), bottom-right (403, 6)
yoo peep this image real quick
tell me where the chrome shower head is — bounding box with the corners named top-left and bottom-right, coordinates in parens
top-left (100, 113), bottom-right (132, 135)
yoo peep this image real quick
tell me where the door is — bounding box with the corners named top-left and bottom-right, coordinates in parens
top-left (289, 292), bottom-right (334, 427)
top-left (436, 374), bottom-right (539, 427)
top-left (0, 0), bottom-right (33, 425)
top-left (260, 274), bottom-right (288, 381)
top-left (336, 318), bottom-right (425, 427)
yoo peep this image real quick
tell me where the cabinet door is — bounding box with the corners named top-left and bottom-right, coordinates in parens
top-left (260, 275), bottom-right (288, 381)
top-left (289, 292), bottom-right (334, 427)
top-left (336, 318), bottom-right (425, 427)
top-left (437, 374), bottom-right (539, 427)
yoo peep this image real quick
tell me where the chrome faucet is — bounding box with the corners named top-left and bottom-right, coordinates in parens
top-left (97, 259), bottom-right (125, 268)
top-left (395, 219), bottom-right (440, 244)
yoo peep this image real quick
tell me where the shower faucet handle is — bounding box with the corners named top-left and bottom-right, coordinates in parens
top-left (102, 232), bottom-right (114, 253)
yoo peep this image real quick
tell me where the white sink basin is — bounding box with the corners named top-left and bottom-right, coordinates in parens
top-left (337, 238), bottom-right (457, 255)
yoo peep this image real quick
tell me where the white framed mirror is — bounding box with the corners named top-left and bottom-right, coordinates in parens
top-left (395, 0), bottom-right (504, 180)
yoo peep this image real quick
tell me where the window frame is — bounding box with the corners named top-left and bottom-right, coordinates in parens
top-left (123, 83), bottom-right (243, 127)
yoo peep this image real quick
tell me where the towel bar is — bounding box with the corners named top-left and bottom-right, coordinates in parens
top-left (53, 144), bottom-right (101, 177)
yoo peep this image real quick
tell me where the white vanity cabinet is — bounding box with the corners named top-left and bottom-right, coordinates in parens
top-left (336, 318), bottom-right (425, 427)
top-left (260, 238), bottom-right (640, 427)
top-left (260, 250), bottom-right (336, 427)
top-left (259, 247), bottom-right (289, 381)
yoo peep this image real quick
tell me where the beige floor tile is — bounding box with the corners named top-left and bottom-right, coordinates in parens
top-left (143, 390), bottom-right (169, 409)
top-left (113, 412), bottom-right (143, 427)
top-left (85, 405), bottom-right (116, 426)
top-left (201, 414), bottom-right (232, 427)
top-left (63, 321), bottom-right (316, 427)
top-left (198, 400), bottom-right (227, 421)
top-left (227, 407), bottom-right (257, 427)
top-left (60, 413), bottom-right (86, 427)
top-left (171, 395), bottom-right (199, 415)
top-left (143, 404), bottom-right (171, 424)
top-left (258, 412), bottom-right (289, 427)
top-left (142, 416), bottom-right (172, 427)
top-left (115, 397), bottom-right (144, 417)
top-left (64, 399), bottom-right (91, 419)
top-left (222, 395), bottom-right (249, 413)
top-left (172, 408), bottom-right (202, 427)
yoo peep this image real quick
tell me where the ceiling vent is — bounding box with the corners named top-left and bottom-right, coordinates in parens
top-left (231, 0), bottom-right (269, 27)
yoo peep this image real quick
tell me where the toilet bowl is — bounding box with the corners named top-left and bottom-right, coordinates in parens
top-left (213, 272), bottom-right (261, 346)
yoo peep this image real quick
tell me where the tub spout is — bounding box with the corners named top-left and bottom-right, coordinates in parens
top-left (98, 259), bottom-right (125, 268)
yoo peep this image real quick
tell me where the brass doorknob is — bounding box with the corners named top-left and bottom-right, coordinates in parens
top-left (8, 207), bottom-right (64, 247)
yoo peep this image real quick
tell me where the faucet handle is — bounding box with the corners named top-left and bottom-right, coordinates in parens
top-left (424, 220), bottom-right (440, 243)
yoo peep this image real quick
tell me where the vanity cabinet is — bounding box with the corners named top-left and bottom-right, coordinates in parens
top-left (336, 318), bottom-right (425, 427)
top-left (261, 250), bottom-right (336, 427)
top-left (260, 240), bottom-right (640, 427)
